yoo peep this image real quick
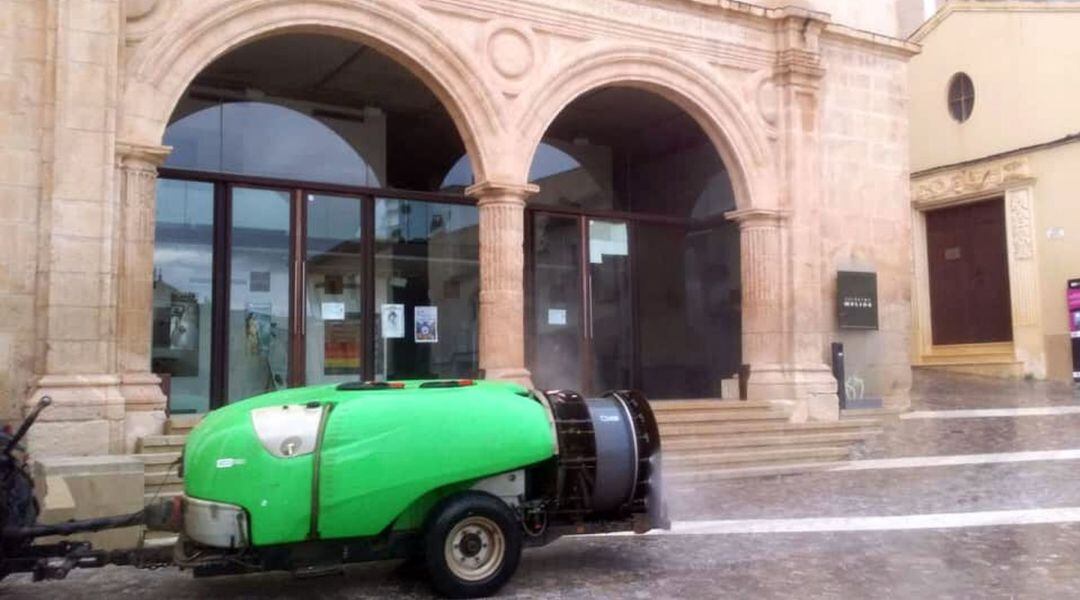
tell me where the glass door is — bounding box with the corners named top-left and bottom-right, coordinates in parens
top-left (586, 219), bottom-right (633, 392)
top-left (530, 213), bottom-right (585, 392)
top-left (529, 213), bottom-right (634, 394)
top-left (227, 186), bottom-right (293, 403)
top-left (302, 192), bottom-right (366, 386)
top-left (373, 198), bottom-right (480, 380)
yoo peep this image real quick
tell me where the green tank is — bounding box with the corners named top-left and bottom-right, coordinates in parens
top-left (171, 380), bottom-right (665, 598)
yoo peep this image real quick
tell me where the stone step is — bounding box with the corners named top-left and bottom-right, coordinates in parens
top-left (663, 445), bottom-right (851, 470)
top-left (144, 472), bottom-right (183, 496)
top-left (666, 460), bottom-right (847, 484)
top-left (144, 490), bottom-right (183, 506)
top-left (662, 430), bottom-right (876, 453)
top-left (841, 407), bottom-right (904, 420)
top-left (134, 452), bottom-right (182, 475)
top-left (650, 400), bottom-right (776, 412)
top-left (164, 414), bottom-right (203, 435)
top-left (136, 434), bottom-right (188, 453)
top-left (145, 470), bottom-right (183, 485)
top-left (659, 418), bottom-right (882, 438)
top-left (654, 409), bottom-right (789, 425)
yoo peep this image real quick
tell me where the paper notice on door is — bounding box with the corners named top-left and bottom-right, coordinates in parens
top-left (382, 304), bottom-right (405, 339)
top-left (547, 308), bottom-right (567, 326)
top-left (414, 306), bottom-right (438, 343)
top-left (321, 302), bottom-right (346, 321)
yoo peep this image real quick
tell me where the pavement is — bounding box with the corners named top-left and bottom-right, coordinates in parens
top-left (5, 371), bottom-right (1080, 599)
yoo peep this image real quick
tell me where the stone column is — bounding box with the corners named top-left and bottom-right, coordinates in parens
top-left (466, 180), bottom-right (539, 386)
top-left (728, 208), bottom-right (788, 373)
top-left (115, 143), bottom-right (170, 449)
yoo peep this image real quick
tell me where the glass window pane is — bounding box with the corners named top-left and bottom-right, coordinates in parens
top-left (374, 199), bottom-right (478, 380)
top-left (152, 179), bottom-right (214, 414)
top-left (164, 101), bottom-right (381, 187)
top-left (228, 187), bottom-right (292, 402)
top-left (305, 193), bottom-right (363, 386)
top-left (528, 142), bottom-right (616, 211)
top-left (588, 219), bottom-right (632, 392)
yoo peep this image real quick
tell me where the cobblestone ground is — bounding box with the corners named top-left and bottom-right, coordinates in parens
top-left (5, 372), bottom-right (1080, 599)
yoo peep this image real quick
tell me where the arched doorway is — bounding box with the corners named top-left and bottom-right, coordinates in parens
top-left (151, 34), bottom-right (480, 413)
top-left (525, 87), bottom-right (741, 399)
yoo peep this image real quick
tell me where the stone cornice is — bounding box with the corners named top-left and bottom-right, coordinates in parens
top-left (823, 23), bottom-right (921, 58)
top-left (420, 0), bottom-right (778, 69)
top-left (911, 157), bottom-right (1034, 208)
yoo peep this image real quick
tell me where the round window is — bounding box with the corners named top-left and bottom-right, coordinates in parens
top-left (948, 72), bottom-right (975, 123)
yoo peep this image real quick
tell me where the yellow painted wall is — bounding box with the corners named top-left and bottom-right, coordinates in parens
top-left (911, 8), bottom-right (1080, 172)
top-left (1027, 143), bottom-right (1080, 380)
top-left (911, 4), bottom-right (1080, 382)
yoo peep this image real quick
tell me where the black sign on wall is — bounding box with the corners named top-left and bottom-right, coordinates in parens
top-left (837, 271), bottom-right (879, 330)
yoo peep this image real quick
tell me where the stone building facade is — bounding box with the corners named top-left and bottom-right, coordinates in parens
top-left (0, 0), bottom-right (917, 457)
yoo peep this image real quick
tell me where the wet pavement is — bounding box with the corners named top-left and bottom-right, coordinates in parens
top-left (5, 371), bottom-right (1080, 599)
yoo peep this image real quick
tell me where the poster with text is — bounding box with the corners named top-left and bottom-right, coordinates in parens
top-left (414, 306), bottom-right (438, 343)
top-left (382, 304), bottom-right (405, 339)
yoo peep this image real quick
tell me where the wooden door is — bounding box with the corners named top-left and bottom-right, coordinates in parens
top-left (925, 198), bottom-right (1013, 346)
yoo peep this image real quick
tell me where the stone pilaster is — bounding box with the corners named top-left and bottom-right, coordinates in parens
top-left (723, 15), bottom-right (839, 421)
top-left (727, 207), bottom-right (835, 421)
top-left (466, 180), bottom-right (539, 387)
top-left (115, 142), bottom-right (170, 449)
top-left (25, 0), bottom-right (130, 457)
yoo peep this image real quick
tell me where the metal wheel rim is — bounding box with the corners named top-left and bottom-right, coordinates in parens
top-left (444, 515), bottom-right (505, 582)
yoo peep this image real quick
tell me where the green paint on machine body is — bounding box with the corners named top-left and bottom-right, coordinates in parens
top-left (182, 381), bottom-right (556, 546)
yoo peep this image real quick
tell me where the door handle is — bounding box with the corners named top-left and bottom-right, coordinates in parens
top-left (299, 262), bottom-right (307, 338)
top-left (586, 271), bottom-right (594, 340)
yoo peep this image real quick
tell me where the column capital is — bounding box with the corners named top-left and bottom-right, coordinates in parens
top-left (466, 180), bottom-right (539, 204)
top-left (725, 207), bottom-right (789, 227)
top-left (116, 141), bottom-right (172, 169)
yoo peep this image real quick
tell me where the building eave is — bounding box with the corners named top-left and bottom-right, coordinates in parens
top-left (910, 0), bottom-right (1080, 43)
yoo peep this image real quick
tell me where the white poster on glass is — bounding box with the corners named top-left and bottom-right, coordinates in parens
top-left (381, 304), bottom-right (405, 339)
top-left (414, 306), bottom-right (438, 343)
top-left (321, 302), bottom-right (345, 321)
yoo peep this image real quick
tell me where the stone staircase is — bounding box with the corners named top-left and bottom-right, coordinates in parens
top-left (133, 403), bottom-right (882, 497)
top-left (135, 415), bottom-right (201, 506)
top-left (657, 400), bottom-right (882, 484)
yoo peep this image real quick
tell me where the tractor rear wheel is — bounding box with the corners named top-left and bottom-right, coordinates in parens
top-left (423, 492), bottom-right (522, 598)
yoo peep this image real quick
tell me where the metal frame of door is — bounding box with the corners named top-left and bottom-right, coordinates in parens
top-left (159, 167), bottom-right (473, 410)
top-left (526, 209), bottom-right (637, 395)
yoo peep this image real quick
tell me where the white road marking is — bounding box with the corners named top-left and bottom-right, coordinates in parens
top-left (659, 507), bottom-right (1080, 535)
top-left (823, 448), bottom-right (1080, 472)
top-left (901, 406), bottom-right (1080, 420)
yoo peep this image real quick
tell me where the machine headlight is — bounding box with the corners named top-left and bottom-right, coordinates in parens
top-left (250, 403), bottom-right (327, 458)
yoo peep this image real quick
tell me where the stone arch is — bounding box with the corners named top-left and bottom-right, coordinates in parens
top-left (119, 0), bottom-right (500, 181)
top-left (515, 43), bottom-right (776, 212)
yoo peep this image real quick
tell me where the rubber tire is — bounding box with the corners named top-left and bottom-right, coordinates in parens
top-left (423, 492), bottom-right (522, 599)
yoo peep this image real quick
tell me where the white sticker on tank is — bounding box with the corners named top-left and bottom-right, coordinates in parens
top-left (599, 415), bottom-right (621, 423)
top-left (216, 458), bottom-right (247, 469)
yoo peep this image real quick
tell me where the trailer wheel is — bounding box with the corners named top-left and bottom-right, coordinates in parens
top-left (423, 492), bottom-right (522, 598)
